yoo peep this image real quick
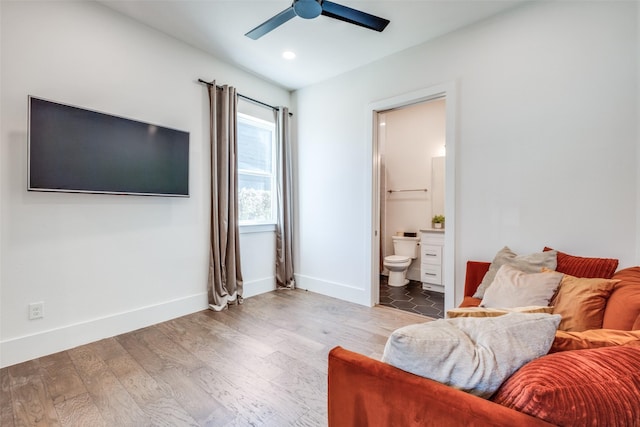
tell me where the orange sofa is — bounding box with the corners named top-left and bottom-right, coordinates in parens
top-left (328, 260), bottom-right (640, 426)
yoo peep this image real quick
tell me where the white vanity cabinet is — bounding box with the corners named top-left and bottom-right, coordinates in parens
top-left (420, 229), bottom-right (445, 293)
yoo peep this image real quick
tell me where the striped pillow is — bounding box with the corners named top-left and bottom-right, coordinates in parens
top-left (543, 247), bottom-right (618, 278)
top-left (492, 346), bottom-right (640, 426)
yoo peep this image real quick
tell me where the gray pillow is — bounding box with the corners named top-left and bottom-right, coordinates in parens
top-left (473, 247), bottom-right (557, 298)
top-left (381, 313), bottom-right (561, 398)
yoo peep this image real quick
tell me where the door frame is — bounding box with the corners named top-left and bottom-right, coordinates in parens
top-left (367, 82), bottom-right (457, 311)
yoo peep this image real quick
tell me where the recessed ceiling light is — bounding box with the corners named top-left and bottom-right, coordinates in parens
top-left (282, 51), bottom-right (296, 60)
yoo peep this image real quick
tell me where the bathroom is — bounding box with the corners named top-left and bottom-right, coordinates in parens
top-left (378, 97), bottom-right (446, 318)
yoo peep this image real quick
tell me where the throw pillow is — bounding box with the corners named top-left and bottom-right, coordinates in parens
top-left (447, 306), bottom-right (553, 319)
top-left (543, 247), bottom-right (618, 278)
top-left (550, 329), bottom-right (640, 353)
top-left (601, 266), bottom-right (640, 330)
top-left (551, 274), bottom-right (619, 331)
top-left (480, 265), bottom-right (563, 308)
top-left (381, 313), bottom-right (561, 398)
top-left (492, 346), bottom-right (640, 427)
top-left (472, 247), bottom-right (557, 299)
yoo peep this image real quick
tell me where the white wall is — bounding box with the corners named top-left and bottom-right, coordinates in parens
top-left (637, 2), bottom-right (640, 266)
top-left (292, 1), bottom-right (638, 307)
top-left (0, 1), bottom-right (289, 367)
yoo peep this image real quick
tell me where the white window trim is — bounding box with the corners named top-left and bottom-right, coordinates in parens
top-left (239, 223), bottom-right (277, 234)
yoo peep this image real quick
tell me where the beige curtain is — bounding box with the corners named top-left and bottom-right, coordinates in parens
top-left (275, 107), bottom-right (295, 289)
top-left (207, 82), bottom-right (243, 311)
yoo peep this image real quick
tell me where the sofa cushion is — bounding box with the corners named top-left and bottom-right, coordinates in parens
top-left (551, 274), bottom-right (618, 331)
top-left (602, 266), bottom-right (640, 330)
top-left (381, 313), bottom-right (560, 398)
top-left (447, 306), bottom-right (553, 319)
top-left (459, 296), bottom-right (482, 307)
top-left (473, 247), bottom-right (557, 299)
top-left (480, 265), bottom-right (562, 308)
top-left (543, 246), bottom-right (618, 278)
top-left (492, 346), bottom-right (640, 427)
top-left (550, 329), bottom-right (640, 353)
top-left (464, 261), bottom-right (491, 298)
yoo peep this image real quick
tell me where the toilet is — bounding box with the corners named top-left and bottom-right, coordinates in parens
top-left (384, 236), bottom-right (420, 287)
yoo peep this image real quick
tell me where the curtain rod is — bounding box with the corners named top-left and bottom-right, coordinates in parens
top-left (198, 78), bottom-right (291, 115)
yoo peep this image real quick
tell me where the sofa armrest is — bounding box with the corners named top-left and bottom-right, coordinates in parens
top-left (328, 346), bottom-right (555, 427)
top-left (464, 261), bottom-right (491, 297)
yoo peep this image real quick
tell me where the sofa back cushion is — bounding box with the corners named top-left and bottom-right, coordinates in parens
top-left (492, 346), bottom-right (640, 427)
top-left (464, 261), bottom-right (491, 297)
top-left (602, 266), bottom-right (640, 330)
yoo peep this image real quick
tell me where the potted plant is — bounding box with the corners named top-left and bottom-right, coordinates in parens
top-left (432, 215), bottom-right (445, 229)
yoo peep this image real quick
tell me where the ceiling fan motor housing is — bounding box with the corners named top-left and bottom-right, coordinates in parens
top-left (294, 0), bottom-right (323, 19)
top-left (245, 0), bottom-right (389, 40)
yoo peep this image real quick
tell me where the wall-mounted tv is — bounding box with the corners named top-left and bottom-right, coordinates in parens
top-left (28, 96), bottom-right (189, 197)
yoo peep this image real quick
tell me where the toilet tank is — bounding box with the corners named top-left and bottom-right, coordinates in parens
top-left (392, 236), bottom-right (420, 259)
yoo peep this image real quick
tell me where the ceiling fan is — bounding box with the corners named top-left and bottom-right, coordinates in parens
top-left (245, 0), bottom-right (390, 40)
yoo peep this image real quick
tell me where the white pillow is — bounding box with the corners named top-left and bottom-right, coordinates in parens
top-left (473, 247), bottom-right (557, 298)
top-left (480, 264), bottom-right (563, 308)
top-left (381, 313), bottom-right (561, 398)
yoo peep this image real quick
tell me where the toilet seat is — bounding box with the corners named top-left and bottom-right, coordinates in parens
top-left (384, 255), bottom-right (410, 264)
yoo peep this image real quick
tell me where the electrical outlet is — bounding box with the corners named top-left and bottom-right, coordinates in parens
top-left (29, 302), bottom-right (44, 320)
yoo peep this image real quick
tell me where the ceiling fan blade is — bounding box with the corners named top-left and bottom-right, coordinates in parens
top-left (245, 7), bottom-right (297, 40)
top-left (320, 0), bottom-right (390, 32)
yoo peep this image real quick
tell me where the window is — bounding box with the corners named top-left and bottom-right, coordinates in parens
top-left (237, 112), bottom-right (276, 225)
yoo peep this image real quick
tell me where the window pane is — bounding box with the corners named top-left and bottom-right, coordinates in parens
top-left (238, 174), bottom-right (272, 222)
top-left (238, 120), bottom-right (272, 173)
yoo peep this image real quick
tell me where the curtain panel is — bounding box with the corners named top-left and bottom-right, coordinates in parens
top-left (207, 82), bottom-right (244, 311)
top-left (275, 107), bottom-right (295, 289)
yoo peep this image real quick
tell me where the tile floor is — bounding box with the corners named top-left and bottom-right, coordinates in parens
top-left (379, 275), bottom-right (444, 319)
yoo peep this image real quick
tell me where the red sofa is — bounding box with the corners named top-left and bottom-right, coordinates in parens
top-left (328, 260), bottom-right (640, 426)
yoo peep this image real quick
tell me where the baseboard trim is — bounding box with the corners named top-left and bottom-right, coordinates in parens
top-left (243, 276), bottom-right (276, 298)
top-left (0, 292), bottom-right (207, 368)
top-left (294, 274), bottom-right (369, 306)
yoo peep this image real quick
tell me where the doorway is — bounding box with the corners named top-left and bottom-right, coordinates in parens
top-left (367, 83), bottom-right (456, 315)
top-left (377, 100), bottom-right (446, 318)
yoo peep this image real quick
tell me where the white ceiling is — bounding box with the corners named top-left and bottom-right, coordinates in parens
top-left (99, 1), bottom-right (525, 91)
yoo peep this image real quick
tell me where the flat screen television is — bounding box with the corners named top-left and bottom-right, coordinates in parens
top-left (28, 96), bottom-right (190, 197)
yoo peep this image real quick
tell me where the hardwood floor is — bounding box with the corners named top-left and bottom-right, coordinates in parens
top-left (1, 289), bottom-right (429, 426)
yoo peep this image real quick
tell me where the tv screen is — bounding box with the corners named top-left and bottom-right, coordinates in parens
top-left (28, 96), bottom-right (189, 197)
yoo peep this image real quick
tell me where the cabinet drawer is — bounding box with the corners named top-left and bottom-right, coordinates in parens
top-left (421, 265), bottom-right (442, 285)
top-left (421, 233), bottom-right (444, 246)
top-left (421, 245), bottom-right (442, 264)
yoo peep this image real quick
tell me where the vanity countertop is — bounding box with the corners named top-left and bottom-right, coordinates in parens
top-left (420, 228), bottom-right (445, 233)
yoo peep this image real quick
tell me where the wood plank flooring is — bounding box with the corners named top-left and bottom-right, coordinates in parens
top-left (1, 289), bottom-right (430, 427)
